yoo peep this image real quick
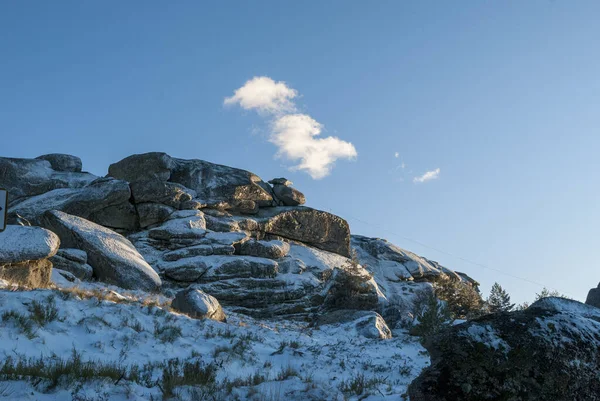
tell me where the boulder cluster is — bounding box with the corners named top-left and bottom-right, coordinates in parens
top-left (2, 152), bottom-right (473, 328)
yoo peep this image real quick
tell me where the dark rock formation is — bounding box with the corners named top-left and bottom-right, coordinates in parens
top-left (408, 297), bottom-right (600, 401)
top-left (259, 207), bottom-right (351, 257)
top-left (269, 178), bottom-right (306, 206)
top-left (108, 152), bottom-right (274, 208)
top-left (586, 285), bottom-right (600, 308)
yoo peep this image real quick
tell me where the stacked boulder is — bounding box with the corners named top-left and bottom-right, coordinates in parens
top-left (268, 178), bottom-right (306, 206)
top-left (0, 225), bottom-right (60, 287)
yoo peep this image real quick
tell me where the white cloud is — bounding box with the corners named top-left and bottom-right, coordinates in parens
top-left (226, 76), bottom-right (357, 179)
top-left (270, 114), bottom-right (357, 179)
top-left (413, 168), bottom-right (441, 183)
top-left (224, 76), bottom-right (297, 115)
top-left (394, 152), bottom-right (400, 158)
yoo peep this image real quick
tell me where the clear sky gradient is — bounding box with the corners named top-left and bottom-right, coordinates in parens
top-left (2, 1), bottom-right (599, 304)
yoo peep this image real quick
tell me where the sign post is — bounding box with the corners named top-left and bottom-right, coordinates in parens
top-left (0, 189), bottom-right (7, 232)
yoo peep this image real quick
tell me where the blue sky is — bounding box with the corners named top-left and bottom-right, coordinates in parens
top-left (1, 1), bottom-right (599, 304)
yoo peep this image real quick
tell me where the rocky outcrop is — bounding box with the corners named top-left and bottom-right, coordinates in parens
top-left (0, 225), bottom-right (59, 287)
top-left (8, 177), bottom-right (133, 229)
top-left (585, 284), bottom-right (600, 308)
top-left (42, 210), bottom-right (161, 292)
top-left (108, 152), bottom-right (274, 209)
top-left (0, 157), bottom-right (96, 203)
top-left (351, 235), bottom-right (478, 320)
top-left (35, 154), bottom-right (83, 172)
top-left (408, 297), bottom-right (600, 401)
top-left (1, 151), bottom-right (479, 323)
top-left (171, 287), bottom-right (227, 322)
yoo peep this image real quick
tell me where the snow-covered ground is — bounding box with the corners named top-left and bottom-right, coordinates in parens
top-left (0, 277), bottom-right (428, 401)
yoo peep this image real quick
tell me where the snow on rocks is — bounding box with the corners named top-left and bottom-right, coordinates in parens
top-left (237, 239), bottom-right (290, 259)
top-left (171, 287), bottom-right (227, 322)
top-left (316, 310), bottom-right (392, 339)
top-left (351, 235), bottom-right (478, 321)
top-left (0, 225), bottom-right (59, 288)
top-left (0, 284), bottom-right (428, 401)
top-left (8, 177), bottom-right (133, 229)
top-left (42, 210), bottom-right (161, 292)
top-left (409, 297), bottom-right (600, 401)
top-left (0, 225), bottom-right (60, 264)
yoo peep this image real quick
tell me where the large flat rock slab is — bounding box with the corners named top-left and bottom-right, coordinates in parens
top-left (42, 210), bottom-right (161, 292)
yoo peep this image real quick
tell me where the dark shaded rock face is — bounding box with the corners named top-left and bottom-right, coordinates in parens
top-left (408, 297), bottom-right (600, 401)
top-left (586, 285), bottom-right (600, 308)
top-left (8, 177), bottom-right (132, 227)
top-left (108, 152), bottom-right (274, 208)
top-left (0, 157), bottom-right (96, 203)
top-left (259, 207), bottom-right (351, 257)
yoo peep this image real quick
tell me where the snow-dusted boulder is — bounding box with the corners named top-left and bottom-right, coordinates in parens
top-left (269, 178), bottom-right (306, 206)
top-left (35, 153), bottom-right (82, 172)
top-left (0, 225), bottom-right (60, 264)
top-left (316, 310), bottom-right (392, 339)
top-left (0, 225), bottom-right (59, 287)
top-left (171, 287), bottom-right (226, 322)
top-left (408, 297), bottom-right (600, 401)
top-left (148, 210), bottom-right (207, 240)
top-left (8, 177), bottom-right (133, 229)
top-left (0, 157), bottom-right (96, 203)
top-left (42, 210), bottom-right (161, 292)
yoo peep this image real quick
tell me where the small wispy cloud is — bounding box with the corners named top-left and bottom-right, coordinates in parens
top-left (224, 76), bottom-right (297, 115)
top-left (394, 152), bottom-right (400, 158)
top-left (225, 76), bottom-right (357, 179)
top-left (413, 168), bottom-right (441, 183)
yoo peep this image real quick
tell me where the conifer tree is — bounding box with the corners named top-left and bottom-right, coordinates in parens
top-left (487, 282), bottom-right (515, 313)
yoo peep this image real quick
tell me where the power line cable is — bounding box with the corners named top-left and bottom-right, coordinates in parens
top-left (342, 212), bottom-right (576, 298)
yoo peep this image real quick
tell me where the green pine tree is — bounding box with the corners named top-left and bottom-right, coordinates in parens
top-left (487, 282), bottom-right (514, 313)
